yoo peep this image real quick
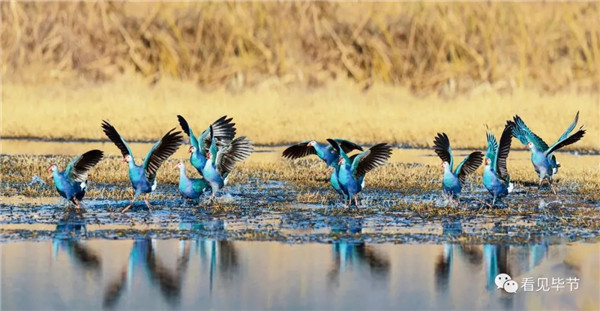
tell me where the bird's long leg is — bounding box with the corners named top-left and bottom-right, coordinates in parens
top-left (354, 194), bottom-right (360, 208)
top-left (491, 196), bottom-right (496, 207)
top-left (72, 197), bottom-right (84, 212)
top-left (475, 198), bottom-right (493, 209)
top-left (144, 193), bottom-right (153, 211)
top-left (120, 193), bottom-right (138, 214)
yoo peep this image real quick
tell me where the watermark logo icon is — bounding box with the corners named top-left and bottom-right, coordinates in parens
top-left (495, 273), bottom-right (518, 293)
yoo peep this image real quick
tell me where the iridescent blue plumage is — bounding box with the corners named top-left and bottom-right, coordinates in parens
top-left (433, 133), bottom-right (483, 198)
top-left (482, 123), bottom-right (514, 207)
top-left (175, 161), bottom-right (209, 201)
top-left (282, 139), bottom-right (364, 199)
top-left (177, 115), bottom-right (237, 174)
top-left (327, 139), bottom-right (392, 207)
top-left (102, 121), bottom-right (183, 213)
top-left (511, 112), bottom-right (586, 193)
top-left (201, 125), bottom-right (253, 200)
top-left (47, 149), bottom-right (104, 210)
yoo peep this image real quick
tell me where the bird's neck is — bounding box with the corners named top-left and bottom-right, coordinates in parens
top-left (179, 167), bottom-right (188, 183)
top-left (444, 165), bottom-right (453, 176)
top-left (52, 170), bottom-right (62, 184)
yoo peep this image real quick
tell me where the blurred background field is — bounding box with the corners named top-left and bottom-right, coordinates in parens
top-left (1, 1), bottom-right (599, 149)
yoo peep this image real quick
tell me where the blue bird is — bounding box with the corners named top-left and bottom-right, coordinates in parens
top-left (177, 115), bottom-right (237, 174)
top-left (433, 133), bottom-right (483, 199)
top-left (282, 139), bottom-right (363, 199)
top-left (511, 111), bottom-right (585, 193)
top-left (174, 161), bottom-right (209, 204)
top-left (102, 121), bottom-right (183, 213)
top-left (47, 149), bottom-right (104, 210)
top-left (483, 122), bottom-right (514, 207)
top-left (202, 126), bottom-right (253, 200)
top-left (327, 139), bottom-right (392, 207)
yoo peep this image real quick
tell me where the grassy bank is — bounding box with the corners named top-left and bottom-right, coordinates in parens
top-left (2, 77), bottom-right (598, 150)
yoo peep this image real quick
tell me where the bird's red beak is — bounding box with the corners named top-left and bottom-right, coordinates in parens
top-left (173, 163), bottom-right (179, 170)
top-left (338, 158), bottom-right (343, 165)
top-left (122, 157), bottom-right (127, 163)
top-left (188, 146), bottom-right (193, 154)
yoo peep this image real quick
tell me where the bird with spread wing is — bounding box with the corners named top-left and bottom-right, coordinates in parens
top-left (282, 139), bottom-right (363, 199)
top-left (47, 149), bottom-right (104, 211)
top-left (511, 111), bottom-right (585, 193)
top-left (102, 121), bottom-right (183, 213)
top-left (433, 133), bottom-right (483, 199)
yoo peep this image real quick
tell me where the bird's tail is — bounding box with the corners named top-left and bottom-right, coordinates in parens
top-left (507, 182), bottom-right (514, 193)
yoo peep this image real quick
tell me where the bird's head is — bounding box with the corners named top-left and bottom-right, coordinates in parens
top-left (188, 146), bottom-right (196, 154)
top-left (526, 142), bottom-right (533, 150)
top-left (174, 161), bottom-right (184, 170)
top-left (122, 154), bottom-right (132, 163)
top-left (441, 161), bottom-right (450, 169)
top-left (307, 140), bottom-right (317, 147)
top-left (47, 164), bottom-right (58, 178)
top-left (484, 158), bottom-right (492, 166)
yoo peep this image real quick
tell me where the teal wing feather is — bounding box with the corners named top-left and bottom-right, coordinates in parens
top-left (64, 155), bottom-right (82, 181)
top-left (512, 115), bottom-right (549, 151)
top-left (485, 127), bottom-right (498, 169)
top-left (177, 115), bottom-right (199, 149)
top-left (545, 126), bottom-right (586, 156)
top-left (557, 111), bottom-right (579, 142)
top-left (192, 178), bottom-right (209, 193)
top-left (208, 126), bottom-right (218, 166)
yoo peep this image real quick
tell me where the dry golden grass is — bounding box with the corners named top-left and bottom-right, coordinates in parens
top-left (2, 76), bottom-right (599, 149)
top-left (1, 2), bottom-right (599, 93)
top-left (1, 145), bottom-right (599, 201)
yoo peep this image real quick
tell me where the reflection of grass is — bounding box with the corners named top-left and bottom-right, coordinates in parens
top-left (3, 78), bottom-right (599, 150)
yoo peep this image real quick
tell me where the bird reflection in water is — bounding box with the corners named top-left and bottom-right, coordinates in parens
top-left (52, 215), bottom-right (101, 273)
top-left (434, 221), bottom-right (549, 307)
top-left (103, 236), bottom-right (191, 309)
top-left (193, 238), bottom-right (239, 293)
top-left (328, 219), bottom-right (390, 287)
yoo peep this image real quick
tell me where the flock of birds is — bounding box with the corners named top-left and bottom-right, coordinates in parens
top-left (47, 112), bottom-right (585, 212)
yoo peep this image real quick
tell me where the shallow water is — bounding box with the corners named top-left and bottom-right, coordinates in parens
top-left (1, 139), bottom-right (599, 310)
top-left (2, 237), bottom-right (598, 310)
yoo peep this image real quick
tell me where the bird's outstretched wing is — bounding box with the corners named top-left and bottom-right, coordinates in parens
top-left (66, 149), bottom-right (104, 183)
top-left (512, 115), bottom-right (549, 151)
top-left (433, 132), bottom-right (453, 170)
top-left (455, 151), bottom-right (483, 183)
top-left (177, 115), bottom-right (199, 149)
top-left (495, 122), bottom-right (514, 181)
top-left (216, 137), bottom-right (254, 176)
top-left (143, 128), bottom-right (183, 181)
top-left (198, 116), bottom-right (237, 156)
top-left (485, 126), bottom-right (498, 164)
top-left (352, 143), bottom-right (392, 178)
top-left (282, 140), bottom-right (316, 159)
top-left (102, 121), bottom-right (132, 158)
top-left (557, 111), bottom-right (580, 142)
top-left (329, 139), bottom-right (363, 154)
top-left (545, 127), bottom-right (586, 156)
